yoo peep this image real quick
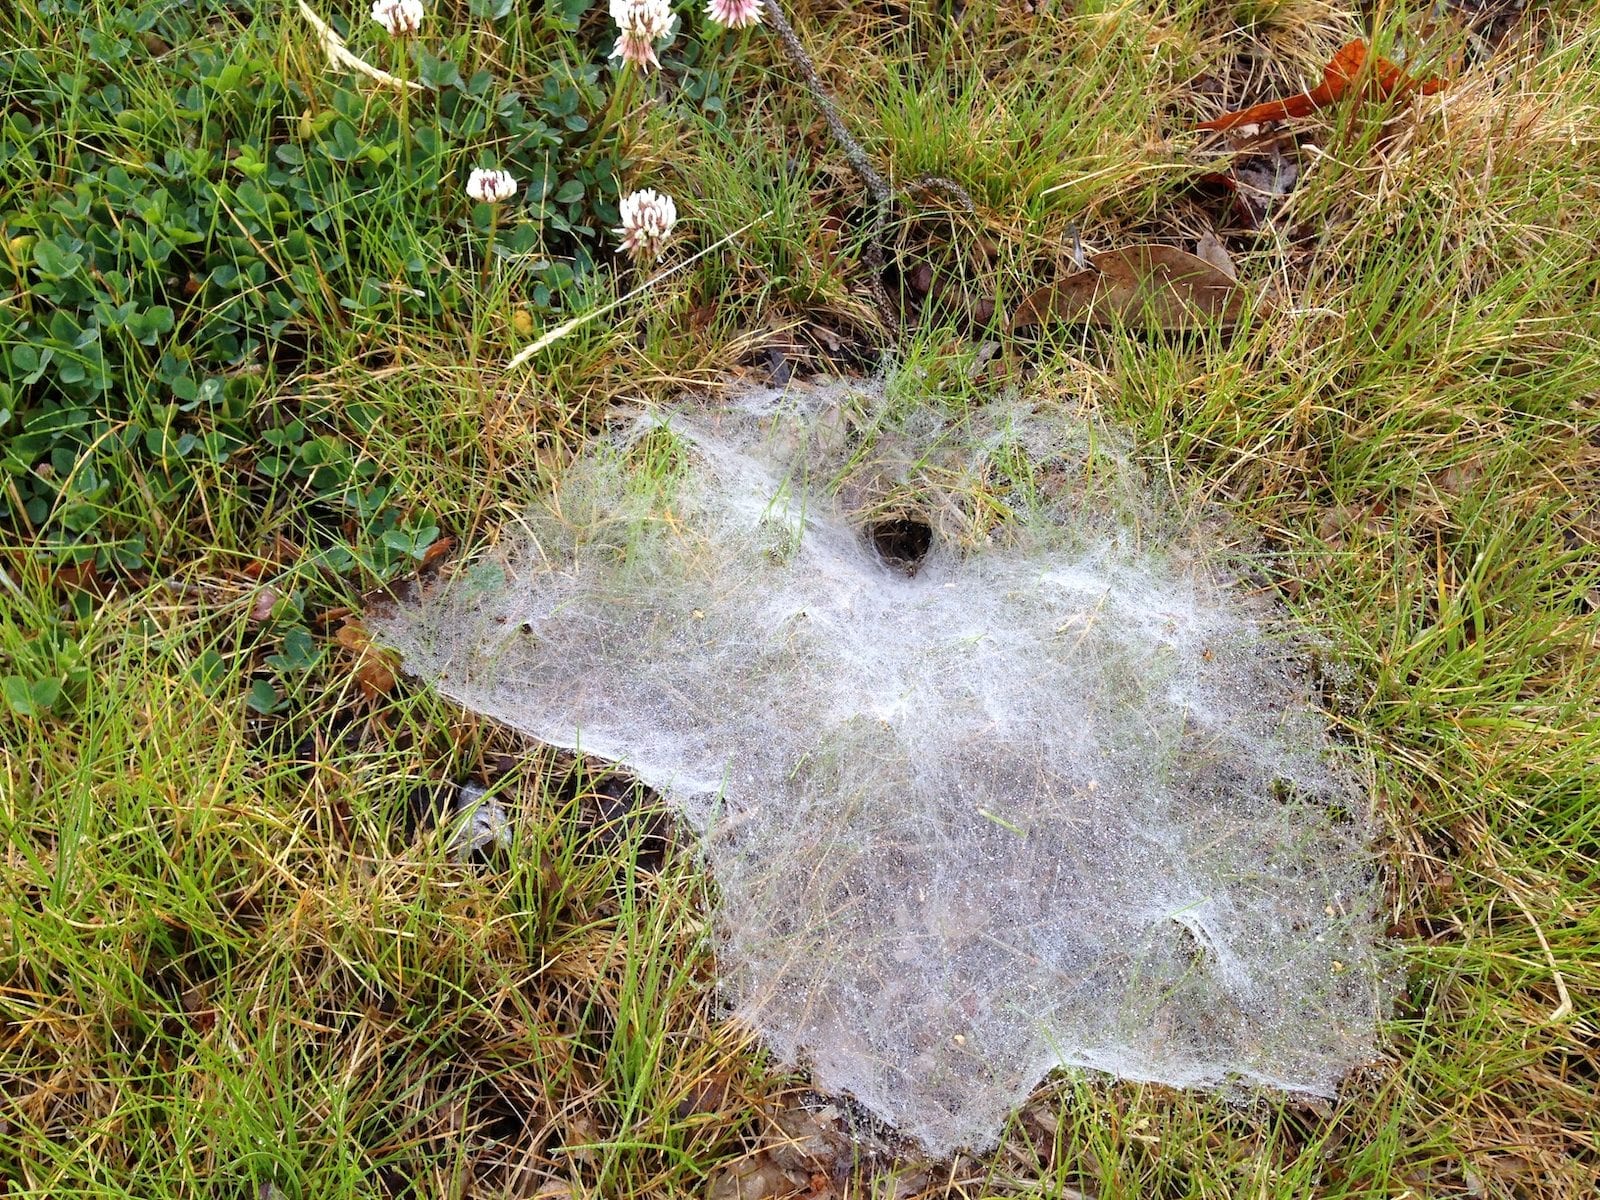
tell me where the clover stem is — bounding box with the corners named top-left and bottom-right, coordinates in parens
top-left (480, 207), bottom-right (501, 293)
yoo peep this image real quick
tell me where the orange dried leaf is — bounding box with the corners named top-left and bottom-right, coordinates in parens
top-left (335, 620), bottom-right (399, 698)
top-left (1311, 38), bottom-right (1373, 104)
top-left (1195, 93), bottom-right (1315, 132)
top-left (421, 534), bottom-right (456, 571)
top-left (1196, 39), bottom-right (1444, 132)
top-left (333, 622), bottom-right (370, 653)
top-left (355, 659), bottom-right (397, 699)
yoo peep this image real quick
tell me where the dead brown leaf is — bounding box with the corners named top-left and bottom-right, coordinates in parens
top-left (768, 1104), bottom-right (847, 1174)
top-left (1194, 230), bottom-right (1237, 280)
top-left (242, 533), bottom-right (300, 579)
top-left (708, 1152), bottom-right (807, 1200)
top-left (560, 1114), bottom-right (602, 1168)
top-left (1231, 145), bottom-right (1302, 226)
top-left (1011, 244), bottom-right (1256, 331)
top-left (674, 1068), bottom-right (736, 1121)
top-left (335, 620), bottom-right (399, 698)
top-left (1198, 127), bottom-right (1305, 229)
top-left (421, 534), bottom-right (455, 572)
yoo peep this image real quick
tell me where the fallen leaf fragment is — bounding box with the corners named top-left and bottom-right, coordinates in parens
top-left (249, 587), bottom-right (280, 624)
top-left (561, 1114), bottom-right (602, 1167)
top-left (1198, 127), bottom-right (1304, 228)
top-left (241, 533), bottom-right (300, 579)
top-left (674, 1069), bottom-right (737, 1121)
top-left (768, 1103), bottom-right (847, 1174)
top-left (335, 619), bottom-right (399, 697)
top-left (1194, 230), bottom-right (1237, 280)
top-left (448, 782), bottom-right (512, 861)
top-left (1011, 244), bottom-right (1255, 331)
top-left (1196, 39), bottom-right (1445, 132)
top-left (420, 534), bottom-right (455, 572)
top-left (50, 559), bottom-right (105, 594)
top-left (708, 1153), bottom-right (807, 1200)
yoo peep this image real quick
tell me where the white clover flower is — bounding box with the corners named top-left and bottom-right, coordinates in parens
top-left (615, 188), bottom-right (677, 264)
top-left (370, 0), bottom-right (425, 37)
top-left (609, 0), bottom-right (676, 72)
top-left (466, 168), bottom-right (518, 205)
top-left (612, 29), bottom-right (659, 72)
top-left (706, 0), bottom-right (763, 28)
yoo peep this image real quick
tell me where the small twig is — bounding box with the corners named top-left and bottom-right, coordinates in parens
top-left (762, 1), bottom-right (891, 209)
top-left (908, 173), bottom-right (976, 214)
top-left (506, 212), bottom-right (771, 369)
top-left (752, 8), bottom-right (988, 339)
top-left (762, 0), bottom-right (897, 333)
top-left (296, 0), bottom-right (423, 91)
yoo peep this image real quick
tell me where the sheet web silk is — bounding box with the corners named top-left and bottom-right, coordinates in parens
top-left (376, 379), bottom-right (1391, 1154)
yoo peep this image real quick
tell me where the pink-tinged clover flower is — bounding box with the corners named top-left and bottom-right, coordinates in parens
top-left (370, 0), bottom-right (424, 37)
top-left (706, 0), bottom-right (763, 28)
top-left (615, 188), bottom-right (677, 264)
top-left (467, 168), bottom-right (518, 205)
top-left (609, 0), bottom-right (676, 72)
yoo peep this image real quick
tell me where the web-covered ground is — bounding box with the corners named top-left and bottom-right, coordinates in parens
top-left (377, 378), bottom-right (1393, 1155)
